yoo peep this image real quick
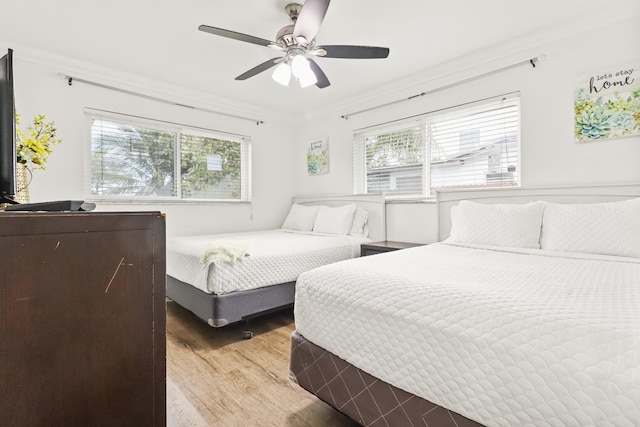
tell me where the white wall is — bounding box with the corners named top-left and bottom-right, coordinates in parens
top-left (293, 15), bottom-right (640, 243)
top-left (6, 14), bottom-right (640, 242)
top-left (12, 57), bottom-right (296, 238)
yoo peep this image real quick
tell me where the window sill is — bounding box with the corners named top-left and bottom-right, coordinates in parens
top-left (383, 195), bottom-right (436, 204)
top-left (86, 197), bottom-right (251, 206)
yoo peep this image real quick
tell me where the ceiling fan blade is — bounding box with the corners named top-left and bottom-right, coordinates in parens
top-left (293, 0), bottom-right (330, 42)
top-left (198, 24), bottom-right (273, 47)
top-left (318, 45), bottom-right (390, 59)
top-left (308, 59), bottom-right (330, 89)
top-left (235, 58), bottom-right (281, 80)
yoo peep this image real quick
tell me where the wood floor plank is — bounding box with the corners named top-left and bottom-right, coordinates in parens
top-left (166, 301), bottom-right (359, 426)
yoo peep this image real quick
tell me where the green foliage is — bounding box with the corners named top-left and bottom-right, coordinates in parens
top-left (90, 121), bottom-right (175, 196)
top-left (90, 119), bottom-right (243, 199)
top-left (365, 127), bottom-right (424, 171)
top-left (180, 134), bottom-right (241, 196)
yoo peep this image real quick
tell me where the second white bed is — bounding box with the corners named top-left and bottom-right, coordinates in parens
top-left (294, 243), bottom-right (640, 426)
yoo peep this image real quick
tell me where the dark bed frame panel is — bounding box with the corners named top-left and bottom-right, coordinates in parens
top-left (289, 331), bottom-right (485, 427)
top-left (166, 275), bottom-right (295, 327)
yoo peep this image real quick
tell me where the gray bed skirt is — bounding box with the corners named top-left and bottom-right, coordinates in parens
top-left (166, 275), bottom-right (295, 327)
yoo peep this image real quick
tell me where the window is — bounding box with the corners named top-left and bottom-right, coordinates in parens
top-left (87, 111), bottom-right (251, 202)
top-left (353, 93), bottom-right (520, 197)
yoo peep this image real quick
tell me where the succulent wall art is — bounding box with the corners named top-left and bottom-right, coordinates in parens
top-left (574, 64), bottom-right (639, 143)
top-left (307, 138), bottom-right (329, 175)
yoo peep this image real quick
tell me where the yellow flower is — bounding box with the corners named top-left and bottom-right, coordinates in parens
top-left (16, 113), bottom-right (62, 170)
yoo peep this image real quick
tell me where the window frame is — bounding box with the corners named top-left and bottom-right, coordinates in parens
top-left (85, 110), bottom-right (252, 204)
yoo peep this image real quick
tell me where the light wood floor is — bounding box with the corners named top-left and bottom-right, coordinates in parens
top-left (166, 300), bottom-right (359, 427)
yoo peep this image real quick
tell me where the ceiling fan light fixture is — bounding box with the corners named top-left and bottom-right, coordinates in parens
top-left (199, 0), bottom-right (389, 90)
top-left (299, 70), bottom-right (317, 88)
top-left (272, 62), bottom-right (291, 86)
top-left (291, 54), bottom-right (311, 79)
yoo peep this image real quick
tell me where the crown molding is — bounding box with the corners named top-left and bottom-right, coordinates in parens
top-left (0, 41), bottom-right (286, 126)
top-left (305, 7), bottom-right (640, 122)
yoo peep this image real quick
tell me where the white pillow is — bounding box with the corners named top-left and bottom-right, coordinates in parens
top-left (540, 198), bottom-right (640, 258)
top-left (281, 204), bottom-right (320, 232)
top-left (349, 207), bottom-right (369, 236)
top-left (445, 200), bottom-right (544, 249)
top-left (313, 204), bottom-right (356, 235)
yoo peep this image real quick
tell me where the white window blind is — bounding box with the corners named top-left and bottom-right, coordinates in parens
top-left (353, 119), bottom-right (427, 195)
top-left (87, 111), bottom-right (251, 202)
top-left (353, 93), bottom-right (520, 196)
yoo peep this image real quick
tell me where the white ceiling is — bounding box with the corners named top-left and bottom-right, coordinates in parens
top-left (2, 0), bottom-right (638, 118)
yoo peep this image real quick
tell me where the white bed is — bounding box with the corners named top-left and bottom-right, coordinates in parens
top-left (290, 184), bottom-right (640, 427)
top-left (166, 194), bottom-right (385, 327)
top-left (167, 229), bottom-right (368, 295)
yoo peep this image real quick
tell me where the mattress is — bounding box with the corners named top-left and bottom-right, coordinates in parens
top-left (166, 229), bottom-right (368, 295)
top-left (294, 243), bottom-right (640, 427)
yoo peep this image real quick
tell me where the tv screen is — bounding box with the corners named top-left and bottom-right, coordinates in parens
top-left (0, 48), bottom-right (16, 203)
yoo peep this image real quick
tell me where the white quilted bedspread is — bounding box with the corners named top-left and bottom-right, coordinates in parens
top-left (167, 229), bottom-right (367, 295)
top-left (294, 243), bottom-right (640, 427)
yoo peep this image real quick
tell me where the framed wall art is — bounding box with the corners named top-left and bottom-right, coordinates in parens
top-left (307, 137), bottom-right (329, 175)
top-left (574, 64), bottom-right (639, 143)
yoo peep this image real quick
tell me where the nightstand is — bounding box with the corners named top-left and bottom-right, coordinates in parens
top-left (360, 240), bottom-right (424, 257)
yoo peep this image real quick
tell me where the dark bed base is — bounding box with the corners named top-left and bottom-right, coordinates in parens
top-left (166, 275), bottom-right (295, 327)
top-left (289, 330), bottom-right (485, 427)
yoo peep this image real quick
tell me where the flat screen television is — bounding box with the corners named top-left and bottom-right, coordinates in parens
top-left (0, 50), bottom-right (92, 212)
top-left (0, 48), bottom-right (16, 204)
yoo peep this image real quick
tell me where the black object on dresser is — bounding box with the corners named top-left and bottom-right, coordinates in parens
top-left (361, 240), bottom-right (424, 257)
top-left (0, 211), bottom-right (166, 427)
top-left (4, 199), bottom-right (96, 211)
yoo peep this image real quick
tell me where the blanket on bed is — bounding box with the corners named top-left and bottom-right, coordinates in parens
top-left (202, 239), bottom-right (255, 264)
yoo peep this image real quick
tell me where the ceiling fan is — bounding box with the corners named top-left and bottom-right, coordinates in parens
top-left (198, 0), bottom-right (390, 89)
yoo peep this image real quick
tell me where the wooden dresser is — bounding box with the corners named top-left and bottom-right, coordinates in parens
top-left (0, 211), bottom-right (166, 427)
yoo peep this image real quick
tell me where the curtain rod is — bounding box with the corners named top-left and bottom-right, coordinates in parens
top-left (63, 74), bottom-right (265, 125)
top-left (341, 56), bottom-right (540, 120)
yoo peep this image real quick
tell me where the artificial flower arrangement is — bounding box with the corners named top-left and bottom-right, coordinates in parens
top-left (16, 113), bottom-right (61, 170)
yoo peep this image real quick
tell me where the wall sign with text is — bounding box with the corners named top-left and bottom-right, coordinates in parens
top-left (574, 64), bottom-right (639, 143)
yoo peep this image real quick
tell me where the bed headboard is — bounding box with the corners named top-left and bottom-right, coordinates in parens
top-left (437, 183), bottom-right (640, 242)
top-left (292, 194), bottom-right (386, 242)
